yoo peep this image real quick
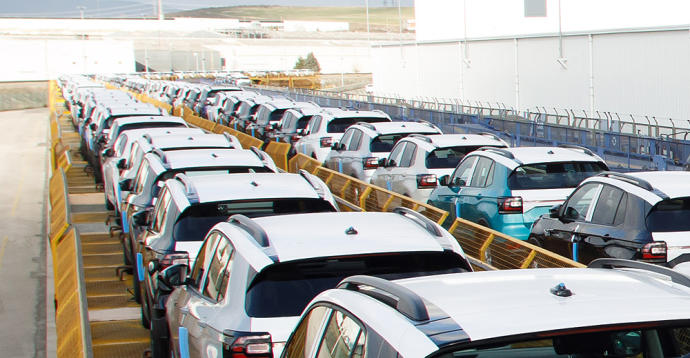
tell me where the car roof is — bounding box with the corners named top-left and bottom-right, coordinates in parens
top-left (473, 146), bottom-right (605, 170)
top-left (355, 121), bottom-right (441, 136)
top-left (169, 172), bottom-right (321, 204)
top-left (111, 115), bottom-right (185, 127)
top-left (628, 171), bottom-right (690, 199)
top-left (146, 148), bottom-right (264, 169)
top-left (145, 133), bottom-right (237, 149)
top-left (287, 106), bottom-right (322, 116)
top-left (404, 133), bottom-right (507, 151)
top-left (250, 211), bottom-right (446, 263)
top-left (320, 107), bottom-right (391, 119)
top-left (393, 267), bottom-right (690, 342)
top-left (583, 171), bottom-right (690, 204)
top-left (117, 128), bottom-right (203, 144)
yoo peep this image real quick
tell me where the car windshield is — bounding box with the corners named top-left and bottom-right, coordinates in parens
top-left (426, 145), bottom-right (498, 169)
top-left (646, 197), bottom-right (690, 232)
top-left (432, 322), bottom-right (690, 357)
top-left (326, 117), bottom-right (389, 133)
top-left (172, 198), bottom-right (335, 243)
top-left (507, 161), bottom-right (607, 190)
top-left (245, 251), bottom-right (470, 318)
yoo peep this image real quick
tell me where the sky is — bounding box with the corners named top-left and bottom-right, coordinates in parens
top-left (0, 0), bottom-right (414, 18)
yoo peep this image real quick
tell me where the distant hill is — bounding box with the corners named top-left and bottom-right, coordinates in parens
top-left (168, 6), bottom-right (415, 32)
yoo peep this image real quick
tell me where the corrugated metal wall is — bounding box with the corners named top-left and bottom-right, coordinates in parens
top-left (372, 28), bottom-right (690, 121)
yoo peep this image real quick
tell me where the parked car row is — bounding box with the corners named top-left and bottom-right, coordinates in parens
top-left (57, 74), bottom-right (690, 358)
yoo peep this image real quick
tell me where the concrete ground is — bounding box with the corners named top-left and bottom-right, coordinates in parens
top-left (0, 108), bottom-right (50, 358)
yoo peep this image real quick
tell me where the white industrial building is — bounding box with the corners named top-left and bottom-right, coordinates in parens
top-left (372, 0), bottom-right (690, 121)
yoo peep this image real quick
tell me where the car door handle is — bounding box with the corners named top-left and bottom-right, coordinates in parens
top-left (180, 307), bottom-right (190, 315)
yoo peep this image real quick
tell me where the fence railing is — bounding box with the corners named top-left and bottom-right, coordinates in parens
top-left (255, 87), bottom-right (690, 171)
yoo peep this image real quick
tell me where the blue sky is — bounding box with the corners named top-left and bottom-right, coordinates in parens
top-left (0, 0), bottom-right (414, 18)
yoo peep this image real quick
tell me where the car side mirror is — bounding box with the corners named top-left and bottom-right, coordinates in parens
top-left (101, 148), bottom-right (114, 158)
top-left (132, 209), bottom-right (151, 227)
top-left (89, 123), bottom-right (97, 131)
top-left (160, 263), bottom-right (189, 288)
top-left (331, 142), bottom-right (341, 150)
top-left (439, 175), bottom-right (451, 186)
top-left (563, 206), bottom-right (579, 221)
top-left (117, 158), bottom-right (127, 170)
top-left (549, 204), bottom-right (562, 218)
top-left (378, 158), bottom-right (387, 167)
top-left (119, 178), bottom-right (133, 191)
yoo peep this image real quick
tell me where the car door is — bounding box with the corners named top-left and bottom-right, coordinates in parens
top-left (328, 128), bottom-right (354, 172)
top-left (341, 129), bottom-right (364, 178)
top-left (170, 232), bottom-right (221, 358)
top-left (541, 183), bottom-right (603, 261)
top-left (458, 157), bottom-right (495, 225)
top-left (372, 142), bottom-right (406, 191)
top-left (283, 306), bottom-right (332, 358)
top-left (391, 142), bottom-right (417, 196)
top-left (312, 308), bottom-right (367, 358)
top-left (429, 156), bottom-right (478, 221)
top-left (575, 185), bottom-right (629, 264)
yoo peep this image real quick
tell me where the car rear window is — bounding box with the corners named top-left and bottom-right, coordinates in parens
top-left (114, 122), bottom-right (186, 138)
top-left (370, 132), bottom-right (436, 153)
top-left (507, 161), bottom-right (607, 190)
top-left (426, 145), bottom-right (497, 169)
top-left (646, 197), bottom-right (690, 232)
top-left (172, 198), bottom-right (336, 243)
top-left (326, 117), bottom-right (389, 133)
top-left (245, 251), bottom-right (470, 318)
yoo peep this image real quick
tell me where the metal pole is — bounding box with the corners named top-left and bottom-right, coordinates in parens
top-left (158, 0), bottom-right (164, 20)
top-left (365, 0), bottom-right (370, 41)
top-left (77, 6), bottom-right (85, 19)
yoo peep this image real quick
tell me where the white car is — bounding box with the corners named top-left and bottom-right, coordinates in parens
top-left (285, 258), bottom-right (690, 357)
top-left (293, 108), bottom-right (391, 163)
top-left (324, 121), bottom-right (442, 183)
top-left (370, 133), bottom-right (508, 202)
top-left (164, 209), bottom-right (473, 358)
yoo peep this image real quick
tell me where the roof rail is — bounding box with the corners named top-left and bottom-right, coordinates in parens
top-left (408, 134), bottom-right (433, 143)
top-left (478, 131), bottom-right (501, 142)
top-left (558, 144), bottom-right (596, 157)
top-left (392, 207), bottom-right (443, 237)
top-left (228, 214), bottom-right (269, 247)
top-left (371, 109), bottom-right (388, 116)
top-left (151, 148), bottom-right (168, 164)
top-left (595, 171), bottom-right (666, 197)
top-left (588, 258), bottom-right (690, 288)
top-left (222, 132), bottom-right (240, 148)
top-left (476, 146), bottom-right (516, 161)
top-left (355, 122), bottom-right (376, 131)
top-left (173, 173), bottom-right (199, 203)
top-left (250, 146), bottom-right (268, 162)
top-left (338, 275), bottom-right (429, 321)
top-left (142, 133), bottom-right (154, 144)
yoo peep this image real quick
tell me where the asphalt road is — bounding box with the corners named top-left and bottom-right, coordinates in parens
top-left (0, 108), bottom-right (49, 358)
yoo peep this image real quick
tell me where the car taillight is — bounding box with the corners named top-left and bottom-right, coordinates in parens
top-left (264, 124), bottom-right (273, 132)
top-left (320, 136), bottom-right (333, 148)
top-left (417, 174), bottom-right (437, 188)
top-left (222, 331), bottom-right (272, 358)
top-left (159, 252), bottom-right (189, 270)
top-left (363, 157), bottom-right (379, 169)
top-left (291, 135), bottom-right (302, 142)
top-left (641, 241), bottom-right (667, 262)
top-left (498, 197), bottom-right (523, 214)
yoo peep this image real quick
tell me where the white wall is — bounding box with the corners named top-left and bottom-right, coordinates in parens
top-left (372, 28), bottom-right (690, 121)
top-left (0, 39), bottom-right (134, 81)
top-left (415, 0), bottom-right (690, 41)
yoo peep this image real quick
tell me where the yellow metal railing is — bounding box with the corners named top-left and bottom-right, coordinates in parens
top-left (263, 141), bottom-right (291, 171)
top-left (212, 124), bottom-right (264, 150)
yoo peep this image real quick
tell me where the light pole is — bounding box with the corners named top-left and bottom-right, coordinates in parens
top-left (77, 6), bottom-right (86, 19)
top-left (365, 0), bottom-right (370, 41)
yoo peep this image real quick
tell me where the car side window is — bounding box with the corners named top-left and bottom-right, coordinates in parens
top-left (150, 188), bottom-right (171, 233)
top-left (284, 306), bottom-right (332, 358)
top-left (316, 310), bottom-right (366, 358)
top-left (591, 185), bottom-right (626, 226)
top-left (309, 116), bottom-right (323, 134)
top-left (450, 156), bottom-right (478, 186)
top-left (470, 158), bottom-right (494, 187)
top-left (399, 142), bottom-right (416, 167)
top-left (563, 183), bottom-right (602, 221)
top-left (202, 236), bottom-right (234, 301)
top-left (339, 129), bottom-right (355, 149)
top-left (189, 231), bottom-right (221, 290)
top-left (132, 160), bottom-right (151, 194)
top-left (387, 142), bottom-right (406, 167)
top-left (347, 129), bottom-right (363, 151)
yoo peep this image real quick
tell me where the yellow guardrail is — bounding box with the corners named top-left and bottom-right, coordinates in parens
top-left (212, 124), bottom-right (265, 150)
top-left (136, 89), bottom-right (583, 271)
top-left (137, 94), bottom-right (173, 114)
top-left (49, 169), bottom-right (71, 249)
top-left (263, 141), bottom-right (291, 171)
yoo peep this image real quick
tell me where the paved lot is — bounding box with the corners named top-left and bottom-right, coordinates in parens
top-left (0, 108), bottom-right (48, 358)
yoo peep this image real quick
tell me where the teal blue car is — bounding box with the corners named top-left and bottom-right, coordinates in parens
top-left (427, 146), bottom-right (608, 240)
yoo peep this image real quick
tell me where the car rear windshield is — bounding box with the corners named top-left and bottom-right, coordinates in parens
top-left (114, 122), bottom-right (186, 138)
top-left (646, 197), bottom-right (690, 232)
top-left (370, 132), bottom-right (436, 152)
top-left (326, 117), bottom-right (389, 133)
top-left (432, 322), bottom-right (690, 357)
top-left (245, 251), bottom-right (470, 318)
top-left (426, 146), bottom-right (499, 169)
top-left (507, 161), bottom-right (607, 190)
top-left (172, 198), bottom-right (335, 243)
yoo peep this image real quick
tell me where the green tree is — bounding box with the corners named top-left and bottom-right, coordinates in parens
top-left (294, 52), bottom-right (321, 72)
